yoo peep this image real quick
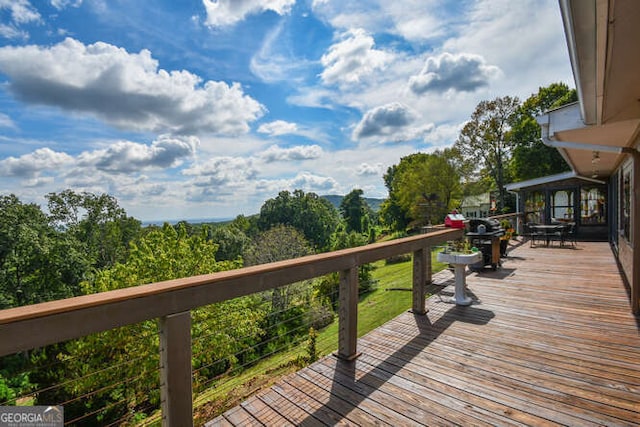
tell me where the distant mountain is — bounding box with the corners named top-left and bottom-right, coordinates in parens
top-left (321, 194), bottom-right (384, 212)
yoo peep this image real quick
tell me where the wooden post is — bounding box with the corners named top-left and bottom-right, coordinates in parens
top-left (337, 267), bottom-right (359, 360)
top-left (412, 247), bottom-right (430, 315)
top-left (159, 312), bottom-right (193, 427)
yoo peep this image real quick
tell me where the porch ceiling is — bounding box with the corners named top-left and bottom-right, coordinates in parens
top-left (553, 118), bottom-right (640, 178)
top-left (544, 0), bottom-right (640, 179)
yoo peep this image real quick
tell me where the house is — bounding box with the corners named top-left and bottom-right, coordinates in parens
top-left (459, 192), bottom-right (492, 219)
top-left (507, 0), bottom-right (640, 314)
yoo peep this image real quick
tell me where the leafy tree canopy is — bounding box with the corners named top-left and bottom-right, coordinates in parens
top-left (46, 190), bottom-right (141, 269)
top-left (243, 225), bottom-right (313, 266)
top-left (0, 195), bottom-right (88, 308)
top-left (509, 82), bottom-right (576, 181)
top-left (257, 190), bottom-right (339, 251)
top-left (381, 150), bottom-right (462, 231)
top-left (455, 95), bottom-right (520, 212)
top-left (339, 189), bottom-right (372, 234)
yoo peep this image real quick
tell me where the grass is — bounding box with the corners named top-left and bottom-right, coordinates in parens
top-left (146, 249), bottom-right (447, 426)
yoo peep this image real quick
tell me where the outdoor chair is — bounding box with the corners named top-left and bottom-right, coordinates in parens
top-left (563, 222), bottom-right (577, 247)
top-left (527, 222), bottom-right (541, 247)
top-left (551, 225), bottom-right (565, 246)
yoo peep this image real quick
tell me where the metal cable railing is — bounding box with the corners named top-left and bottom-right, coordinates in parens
top-left (0, 228), bottom-right (461, 426)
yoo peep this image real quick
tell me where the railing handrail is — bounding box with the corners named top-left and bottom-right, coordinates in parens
top-left (487, 212), bottom-right (522, 221)
top-left (0, 227), bottom-right (462, 358)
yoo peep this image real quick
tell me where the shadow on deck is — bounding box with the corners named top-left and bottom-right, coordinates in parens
top-left (208, 241), bottom-right (640, 426)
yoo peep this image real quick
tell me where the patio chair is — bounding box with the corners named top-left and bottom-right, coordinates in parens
top-left (527, 222), bottom-right (541, 247)
top-left (551, 225), bottom-right (565, 246)
top-left (563, 222), bottom-right (577, 247)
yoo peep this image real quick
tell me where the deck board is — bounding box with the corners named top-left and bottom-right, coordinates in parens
top-left (207, 241), bottom-right (640, 426)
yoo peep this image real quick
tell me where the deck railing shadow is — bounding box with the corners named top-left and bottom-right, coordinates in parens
top-left (304, 305), bottom-right (494, 424)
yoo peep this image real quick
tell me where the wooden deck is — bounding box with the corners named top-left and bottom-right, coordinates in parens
top-left (207, 240), bottom-right (640, 426)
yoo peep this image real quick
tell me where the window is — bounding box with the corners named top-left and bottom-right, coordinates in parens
top-left (580, 186), bottom-right (606, 225)
top-left (622, 172), bottom-right (631, 240)
top-left (550, 189), bottom-right (574, 222)
top-left (524, 191), bottom-right (545, 223)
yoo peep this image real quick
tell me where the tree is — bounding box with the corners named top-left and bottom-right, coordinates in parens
top-left (243, 225), bottom-right (315, 354)
top-left (0, 195), bottom-right (88, 308)
top-left (339, 189), bottom-right (370, 233)
top-left (38, 224), bottom-right (262, 425)
top-left (510, 83), bottom-right (576, 181)
top-left (380, 163), bottom-right (412, 232)
top-left (207, 224), bottom-right (251, 262)
top-left (257, 190), bottom-right (339, 251)
top-left (46, 190), bottom-right (141, 269)
top-left (381, 151), bottom-right (462, 230)
top-left (455, 96), bottom-right (520, 211)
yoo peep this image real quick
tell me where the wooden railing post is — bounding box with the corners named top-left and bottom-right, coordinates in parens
top-left (337, 267), bottom-right (359, 360)
top-left (159, 312), bottom-right (193, 427)
top-left (412, 247), bottom-right (431, 315)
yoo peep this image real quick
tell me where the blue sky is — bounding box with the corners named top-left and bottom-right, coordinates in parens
top-left (0, 0), bottom-right (573, 222)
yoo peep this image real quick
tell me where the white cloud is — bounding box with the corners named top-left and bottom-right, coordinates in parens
top-left (252, 171), bottom-right (338, 195)
top-left (183, 156), bottom-right (257, 187)
top-left (356, 162), bottom-right (383, 176)
top-left (320, 28), bottom-right (394, 86)
top-left (0, 23), bottom-right (28, 40)
top-left (409, 52), bottom-right (501, 95)
top-left (0, 148), bottom-right (74, 178)
top-left (442, 0), bottom-right (572, 97)
top-left (0, 38), bottom-right (265, 135)
top-left (312, 0), bottom-right (451, 42)
top-left (250, 21), bottom-right (312, 83)
top-left (0, 0), bottom-right (40, 40)
top-left (0, 113), bottom-right (16, 129)
top-left (51, 0), bottom-right (83, 10)
top-left (0, 136), bottom-right (198, 180)
top-left (77, 135), bottom-right (198, 173)
top-left (352, 102), bottom-right (436, 142)
top-left (202, 0), bottom-right (295, 27)
top-left (260, 144), bottom-right (323, 162)
top-left (290, 171), bottom-right (338, 191)
top-left (0, 0), bottom-right (41, 24)
top-left (258, 120), bottom-right (298, 136)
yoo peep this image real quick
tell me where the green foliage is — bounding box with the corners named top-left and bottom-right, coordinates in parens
top-left (306, 328), bottom-right (318, 363)
top-left (339, 189), bottom-right (372, 234)
top-left (206, 225), bottom-right (250, 261)
top-left (243, 225), bottom-right (313, 266)
top-left (315, 230), bottom-right (377, 309)
top-left (455, 96), bottom-right (520, 211)
top-left (0, 195), bottom-right (88, 308)
top-left (243, 225), bottom-right (317, 359)
top-left (381, 150), bottom-right (462, 231)
top-left (510, 83), bottom-right (575, 181)
top-left (34, 224), bottom-right (253, 425)
top-left (230, 214), bottom-right (260, 239)
top-left (257, 190), bottom-right (339, 251)
top-left (46, 190), bottom-right (141, 269)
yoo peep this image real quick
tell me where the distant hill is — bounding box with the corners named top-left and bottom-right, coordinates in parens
top-left (321, 194), bottom-right (384, 212)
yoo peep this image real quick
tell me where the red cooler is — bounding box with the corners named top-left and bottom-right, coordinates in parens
top-left (445, 211), bottom-right (466, 228)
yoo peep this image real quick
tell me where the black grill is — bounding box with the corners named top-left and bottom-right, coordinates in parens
top-left (467, 218), bottom-right (503, 234)
top-left (465, 218), bottom-right (505, 271)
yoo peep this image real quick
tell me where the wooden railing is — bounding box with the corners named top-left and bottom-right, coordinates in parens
top-left (0, 227), bottom-right (463, 426)
top-left (489, 212), bottom-right (523, 234)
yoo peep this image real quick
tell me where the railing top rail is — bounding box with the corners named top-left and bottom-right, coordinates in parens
top-left (0, 227), bottom-right (462, 356)
top-left (488, 212), bottom-right (522, 220)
